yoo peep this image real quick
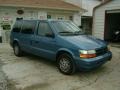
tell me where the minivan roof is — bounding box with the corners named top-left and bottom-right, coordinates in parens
top-left (16, 19), bottom-right (70, 22)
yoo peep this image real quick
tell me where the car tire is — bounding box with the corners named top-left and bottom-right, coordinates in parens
top-left (57, 53), bottom-right (76, 75)
top-left (13, 43), bottom-right (22, 57)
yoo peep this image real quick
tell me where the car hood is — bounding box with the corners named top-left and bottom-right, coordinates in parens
top-left (61, 35), bottom-right (107, 50)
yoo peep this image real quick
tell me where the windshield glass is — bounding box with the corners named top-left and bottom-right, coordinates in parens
top-left (51, 21), bottom-right (84, 36)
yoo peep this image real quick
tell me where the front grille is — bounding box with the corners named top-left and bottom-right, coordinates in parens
top-left (96, 47), bottom-right (108, 56)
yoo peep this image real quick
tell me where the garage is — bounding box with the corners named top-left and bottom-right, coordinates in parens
top-left (93, 0), bottom-right (120, 42)
top-left (105, 10), bottom-right (120, 41)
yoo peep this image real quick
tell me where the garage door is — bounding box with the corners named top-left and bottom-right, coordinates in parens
top-left (104, 10), bottom-right (120, 42)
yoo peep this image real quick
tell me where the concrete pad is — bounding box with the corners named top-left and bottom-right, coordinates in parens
top-left (0, 44), bottom-right (120, 90)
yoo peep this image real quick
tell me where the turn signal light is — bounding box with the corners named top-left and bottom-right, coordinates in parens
top-left (80, 54), bottom-right (96, 58)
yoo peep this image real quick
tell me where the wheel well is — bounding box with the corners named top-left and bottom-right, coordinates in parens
top-left (56, 51), bottom-right (72, 61)
top-left (13, 40), bottom-right (18, 47)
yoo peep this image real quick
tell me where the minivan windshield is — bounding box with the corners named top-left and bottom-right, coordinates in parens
top-left (51, 21), bottom-right (84, 36)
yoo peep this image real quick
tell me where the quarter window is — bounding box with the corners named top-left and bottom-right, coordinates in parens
top-left (21, 21), bottom-right (36, 34)
top-left (12, 21), bottom-right (22, 33)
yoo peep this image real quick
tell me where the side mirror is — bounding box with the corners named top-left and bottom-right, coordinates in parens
top-left (45, 33), bottom-right (55, 38)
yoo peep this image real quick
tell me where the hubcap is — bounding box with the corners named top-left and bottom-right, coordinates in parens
top-left (59, 58), bottom-right (71, 72)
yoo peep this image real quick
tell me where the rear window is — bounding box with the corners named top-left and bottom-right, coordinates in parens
top-left (12, 21), bottom-right (22, 33)
top-left (21, 21), bottom-right (37, 34)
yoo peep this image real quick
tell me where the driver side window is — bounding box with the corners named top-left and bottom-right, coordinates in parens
top-left (37, 22), bottom-right (53, 37)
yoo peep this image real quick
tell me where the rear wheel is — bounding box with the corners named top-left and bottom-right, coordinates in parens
top-left (57, 53), bottom-right (76, 75)
top-left (13, 43), bottom-right (22, 57)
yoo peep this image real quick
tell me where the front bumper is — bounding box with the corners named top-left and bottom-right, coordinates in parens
top-left (74, 51), bottom-right (112, 71)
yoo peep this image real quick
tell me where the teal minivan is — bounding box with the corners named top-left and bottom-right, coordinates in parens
top-left (10, 20), bottom-right (112, 75)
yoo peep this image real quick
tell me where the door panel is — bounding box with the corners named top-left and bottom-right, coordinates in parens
top-left (31, 21), bottom-right (57, 60)
top-left (32, 36), bottom-right (57, 60)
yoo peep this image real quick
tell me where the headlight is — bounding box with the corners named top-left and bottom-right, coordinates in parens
top-left (79, 50), bottom-right (96, 58)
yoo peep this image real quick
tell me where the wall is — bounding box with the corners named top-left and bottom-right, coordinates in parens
top-left (0, 27), bottom-right (1, 43)
top-left (0, 26), bottom-right (2, 42)
top-left (93, 0), bottom-right (120, 40)
top-left (47, 12), bottom-right (72, 20)
top-left (64, 0), bottom-right (101, 16)
top-left (82, 0), bottom-right (101, 16)
top-left (0, 6), bottom-right (80, 42)
top-left (0, 7), bottom-right (39, 43)
top-left (0, 27), bottom-right (1, 36)
top-left (73, 13), bottom-right (81, 26)
top-left (0, 7), bottom-right (39, 28)
top-left (0, 7), bottom-right (79, 27)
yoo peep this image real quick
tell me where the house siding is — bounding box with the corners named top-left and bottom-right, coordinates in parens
top-left (64, 0), bottom-right (101, 16)
top-left (0, 6), bottom-right (81, 43)
top-left (93, 0), bottom-right (120, 40)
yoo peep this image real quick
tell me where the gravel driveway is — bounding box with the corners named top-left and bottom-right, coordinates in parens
top-left (0, 43), bottom-right (120, 90)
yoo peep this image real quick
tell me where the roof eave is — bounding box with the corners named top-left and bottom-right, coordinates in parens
top-left (0, 4), bottom-right (83, 12)
top-left (93, 0), bottom-right (112, 12)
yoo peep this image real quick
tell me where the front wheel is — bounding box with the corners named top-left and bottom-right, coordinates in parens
top-left (57, 53), bottom-right (76, 75)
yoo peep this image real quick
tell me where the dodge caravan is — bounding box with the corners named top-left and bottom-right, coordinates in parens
top-left (10, 20), bottom-right (112, 75)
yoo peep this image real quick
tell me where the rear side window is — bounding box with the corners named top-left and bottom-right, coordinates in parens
top-left (12, 21), bottom-right (22, 33)
top-left (21, 21), bottom-right (36, 34)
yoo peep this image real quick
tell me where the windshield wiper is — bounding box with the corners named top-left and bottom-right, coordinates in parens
top-left (59, 31), bottom-right (73, 33)
top-left (74, 30), bottom-right (84, 35)
top-left (59, 31), bottom-right (83, 36)
top-left (74, 30), bottom-right (82, 33)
